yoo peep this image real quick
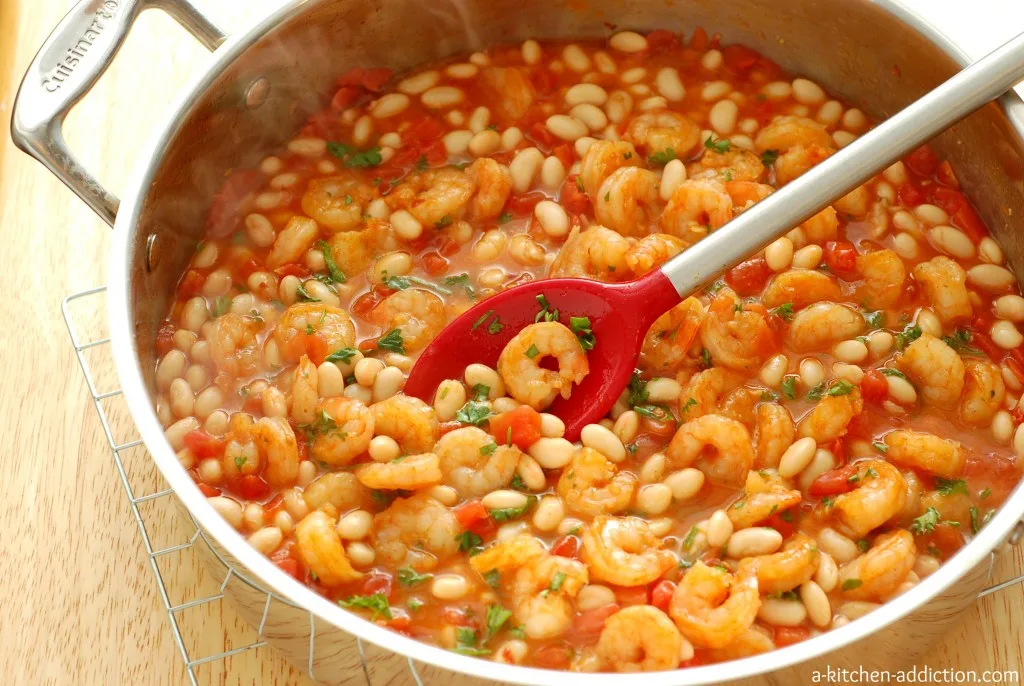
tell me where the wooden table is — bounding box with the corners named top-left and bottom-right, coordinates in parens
top-left (1, 1), bottom-right (1022, 684)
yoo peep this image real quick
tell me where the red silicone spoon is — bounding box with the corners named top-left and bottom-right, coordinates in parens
top-left (405, 32), bottom-right (1024, 440)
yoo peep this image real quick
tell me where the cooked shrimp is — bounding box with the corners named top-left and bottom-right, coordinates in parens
top-left (388, 168), bottom-right (476, 228)
top-left (834, 185), bottom-right (870, 217)
top-left (290, 355), bottom-right (319, 425)
top-left (882, 430), bottom-right (966, 479)
top-left (912, 257), bottom-right (973, 325)
top-left (302, 471), bottom-right (368, 513)
top-left (557, 447), bottom-right (638, 516)
top-left (274, 304), bottom-right (356, 363)
top-left (465, 158), bottom-right (512, 221)
top-left (831, 459), bottom-right (908, 539)
top-left (665, 414), bottom-right (755, 487)
top-left (895, 333), bottom-right (966, 409)
top-left (856, 249), bottom-right (905, 309)
top-left (800, 206), bottom-right (839, 242)
top-left (700, 289), bottom-right (776, 373)
top-left (294, 510), bottom-right (362, 585)
top-left (480, 66), bottom-right (535, 121)
top-left (301, 174), bottom-right (379, 232)
top-left (370, 288), bottom-right (446, 352)
top-left (755, 404), bottom-right (797, 469)
top-left (372, 493), bottom-right (460, 570)
top-left (694, 147), bottom-right (766, 183)
top-left (355, 452), bottom-right (442, 490)
top-left (372, 395), bottom-right (439, 454)
top-left (548, 225), bottom-right (631, 281)
top-left (728, 470), bottom-right (802, 529)
top-left (660, 178), bottom-right (733, 244)
top-left (625, 111), bottom-right (702, 159)
top-left (838, 529), bottom-right (916, 601)
top-left (761, 270), bottom-right (842, 310)
top-left (470, 533), bottom-right (546, 574)
top-left (626, 233), bottom-right (686, 277)
top-left (513, 554), bottom-right (589, 639)
top-left (209, 313), bottom-right (261, 376)
top-left (596, 606), bottom-right (683, 673)
top-left (738, 533), bottom-right (819, 594)
top-left (717, 386), bottom-right (762, 426)
top-left (309, 397), bottom-right (374, 467)
top-left (754, 116), bottom-right (833, 153)
top-left (579, 140), bottom-right (642, 198)
top-left (581, 515), bottom-right (677, 586)
top-left (248, 416), bottom-right (299, 488)
top-left (640, 297), bottom-right (705, 372)
top-left (326, 218), bottom-right (398, 277)
top-left (595, 167), bottom-right (662, 237)
top-left (797, 389), bottom-right (863, 444)
top-left (266, 216), bottom-right (320, 269)
top-left (959, 359), bottom-right (1006, 427)
top-left (773, 144), bottom-right (833, 185)
top-left (498, 322), bottom-right (589, 410)
top-left (669, 561), bottom-right (760, 649)
top-left (786, 302), bottom-right (866, 352)
top-left (724, 180), bottom-right (773, 211)
top-left (677, 367), bottom-right (745, 420)
top-left (703, 627), bottom-right (774, 662)
top-left (435, 426), bottom-right (519, 497)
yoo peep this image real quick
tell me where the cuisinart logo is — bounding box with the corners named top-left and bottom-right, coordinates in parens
top-left (43, 0), bottom-right (121, 92)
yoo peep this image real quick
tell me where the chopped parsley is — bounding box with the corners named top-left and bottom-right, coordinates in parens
top-left (760, 390), bottom-right (778, 402)
top-left (826, 380), bottom-right (855, 397)
top-left (316, 240), bottom-right (347, 284)
top-left (648, 147), bottom-right (676, 165)
top-left (376, 328), bottom-right (406, 354)
top-left (487, 317), bottom-right (504, 335)
top-left (623, 152), bottom-right (633, 159)
top-left (498, 212), bottom-right (513, 224)
top-left (407, 598), bottom-right (424, 612)
top-left (634, 404), bottom-right (673, 421)
top-left (820, 495), bottom-right (835, 509)
top-left (880, 368), bottom-right (907, 379)
top-left (455, 401), bottom-right (494, 426)
top-left (760, 149), bottom-right (779, 166)
top-left (699, 348), bottom-right (712, 370)
top-left (863, 310), bottom-right (885, 329)
top-left (344, 147), bottom-right (383, 168)
top-left (453, 627), bottom-right (490, 656)
top-left (857, 539), bottom-right (870, 552)
top-left (704, 135), bottom-right (731, 154)
top-left (570, 316), bottom-right (596, 351)
top-left (936, 478), bottom-right (968, 497)
top-left (682, 525), bottom-right (699, 551)
top-left (490, 496), bottom-right (536, 522)
top-left (806, 383), bottom-right (826, 401)
top-left (415, 155), bottom-right (428, 172)
top-left (295, 283), bottom-right (320, 303)
top-left (384, 274), bottom-right (411, 290)
top-left (510, 473), bottom-right (526, 491)
top-left (339, 592), bottom-right (392, 620)
top-left (910, 507), bottom-right (941, 535)
top-left (873, 441), bottom-right (889, 453)
top-left (549, 571), bottom-right (567, 592)
top-left (472, 384), bottom-right (491, 401)
top-left (781, 376), bottom-right (797, 400)
top-left (483, 569), bottom-right (501, 588)
top-left (443, 273), bottom-right (476, 300)
top-left (772, 303), bottom-right (795, 321)
top-left (681, 397), bottom-right (698, 414)
top-left (233, 455), bottom-right (247, 470)
top-left (301, 408), bottom-right (345, 438)
top-left (471, 309), bottom-right (495, 330)
top-left (627, 369), bottom-right (649, 407)
top-left (485, 604), bottom-right (513, 640)
top-left (980, 488), bottom-right (992, 500)
top-left (397, 567), bottom-right (432, 586)
top-left (895, 324), bottom-right (922, 351)
top-left (970, 506), bottom-right (981, 534)
top-left (456, 531), bottom-right (484, 553)
top-left (327, 141), bottom-right (353, 158)
top-left (525, 344), bottom-right (540, 359)
top-left (841, 578), bottom-right (863, 591)
top-left (434, 214), bottom-right (453, 230)
top-left (942, 329), bottom-right (980, 355)
top-left (325, 347), bottom-right (358, 364)
top-left (212, 295), bottom-right (231, 317)
top-left (534, 294), bottom-right (559, 323)
top-left (575, 176), bottom-right (585, 192)
top-left (479, 442), bottom-right (498, 456)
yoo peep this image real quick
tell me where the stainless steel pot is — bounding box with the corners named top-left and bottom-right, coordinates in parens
top-left (12, 1), bottom-right (1024, 684)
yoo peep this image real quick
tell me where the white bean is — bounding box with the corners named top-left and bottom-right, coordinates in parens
top-left (580, 423), bottom-right (626, 462)
top-left (532, 496), bottom-right (565, 532)
top-left (528, 437), bottom-right (575, 469)
top-left (967, 264), bottom-right (1015, 293)
top-left (655, 67), bottom-right (685, 101)
top-left (765, 237), bottom-right (794, 271)
top-left (431, 574), bottom-right (468, 600)
top-left (991, 320), bottom-right (1024, 349)
top-left (609, 31), bottom-right (648, 53)
top-left (778, 437), bottom-right (817, 478)
top-left (398, 70), bottom-right (440, 95)
top-left (928, 225), bottom-right (975, 259)
top-left (546, 115), bottom-right (588, 141)
top-left (665, 468), bottom-right (705, 501)
top-left (370, 93), bottom-right (409, 119)
top-left (706, 510), bottom-right (734, 547)
top-left (510, 147), bottom-right (544, 192)
top-left (422, 86), bottom-right (465, 109)
top-left (726, 528), bottom-right (783, 558)
top-left (565, 83), bottom-right (608, 107)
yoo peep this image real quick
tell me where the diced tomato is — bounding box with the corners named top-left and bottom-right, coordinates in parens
top-left (808, 465), bottom-right (859, 498)
top-left (860, 369), bottom-right (889, 404)
top-left (969, 329), bottom-right (1002, 362)
top-left (207, 169), bottom-right (263, 237)
top-left (420, 251), bottom-right (449, 276)
top-left (237, 257), bottom-right (262, 280)
top-left (284, 333), bottom-right (328, 366)
top-left (184, 430), bottom-right (227, 459)
top-left (531, 67), bottom-right (559, 96)
top-left (527, 122), bottom-right (557, 149)
top-left (336, 67), bottom-right (365, 87)
top-left (724, 256), bottom-right (773, 296)
top-left (919, 523), bottom-right (965, 559)
top-left (613, 585), bottom-right (649, 606)
top-left (177, 269), bottom-right (207, 299)
top-left (489, 406), bottom-right (543, 450)
top-left (358, 338), bottom-right (379, 353)
top-left (405, 117), bottom-right (446, 147)
top-left (905, 145), bottom-right (939, 177)
top-left (330, 85), bottom-right (362, 111)
top-left (761, 512), bottom-right (797, 539)
top-left (640, 416), bottom-right (679, 437)
top-left (506, 191), bottom-right (547, 216)
top-left (935, 160), bottom-right (959, 188)
top-left (361, 571), bottom-right (394, 599)
top-left (952, 202), bottom-right (987, 243)
top-left (774, 626), bottom-right (811, 647)
top-left (574, 603), bottom-right (620, 636)
top-left (275, 558), bottom-right (301, 579)
top-left (454, 499), bottom-right (489, 529)
top-left (722, 44), bottom-right (761, 73)
top-left (897, 182), bottom-right (924, 207)
top-left (274, 263), bottom-right (311, 279)
top-left (561, 175), bottom-right (591, 215)
top-left (1006, 355), bottom-right (1024, 387)
top-left (385, 612), bottom-right (412, 632)
top-left (263, 494), bottom-right (285, 520)
top-left (360, 67), bottom-right (393, 92)
top-left (156, 322), bottom-right (177, 357)
top-left (650, 580), bottom-right (676, 613)
top-left (824, 240), bottom-right (858, 276)
top-left (830, 437), bottom-right (847, 467)
top-left (422, 140), bottom-right (449, 167)
top-left (532, 645), bottom-right (572, 670)
top-left (442, 606), bottom-right (476, 627)
top-left (197, 482), bottom-right (220, 498)
top-left (646, 29), bottom-right (679, 53)
top-left (689, 27), bottom-right (709, 51)
top-left (351, 286), bottom-right (391, 318)
top-left (550, 535), bottom-right (580, 558)
top-left (550, 143), bottom-right (574, 171)
top-left (234, 475), bottom-right (270, 500)
top-left (928, 186), bottom-right (966, 216)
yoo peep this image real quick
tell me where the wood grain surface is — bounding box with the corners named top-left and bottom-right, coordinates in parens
top-left (0, 1), bottom-right (1022, 684)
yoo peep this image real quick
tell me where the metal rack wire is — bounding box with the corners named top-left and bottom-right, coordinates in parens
top-left (62, 285), bottom-right (1024, 685)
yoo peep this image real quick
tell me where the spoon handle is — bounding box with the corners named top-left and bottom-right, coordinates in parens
top-left (659, 30), bottom-right (1024, 298)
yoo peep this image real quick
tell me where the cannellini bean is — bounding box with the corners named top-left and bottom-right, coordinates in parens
top-left (516, 455), bottom-right (547, 492)
top-left (540, 156), bottom-right (566, 189)
top-left (659, 158), bottom-right (686, 201)
top-left (833, 131), bottom-right (856, 148)
top-left (798, 448), bottom-right (836, 492)
top-left (968, 264), bottom-right (1015, 292)
top-left (792, 78), bottom-right (826, 105)
top-left (914, 203), bottom-right (949, 226)
top-left (726, 528), bottom-right (783, 558)
top-left (979, 237), bottom-right (1005, 264)
top-left (338, 510), bottom-right (373, 540)
top-left (818, 527), bottom-right (859, 563)
top-left (532, 496), bottom-right (565, 532)
top-left (469, 129), bottom-right (501, 157)
top-left (482, 490), bottom-right (529, 511)
top-left (991, 320), bottom-right (1024, 349)
top-left (443, 130), bottom-right (473, 155)
top-left (539, 413), bottom-right (565, 438)
top-left (765, 237), bottom-right (794, 271)
top-left (992, 410), bottom-right (1013, 444)
top-left (528, 437), bottom-right (575, 469)
top-left (372, 366), bottom-right (405, 402)
top-left (759, 354), bottom-right (788, 388)
top-left (398, 70), bottom-right (440, 94)
top-left (501, 127), bottom-right (523, 151)
top-left (609, 31), bottom-right (647, 53)
top-left (521, 39), bottom-right (542, 65)
top-left (665, 468), bottom-right (705, 501)
top-left (709, 99), bottom-right (738, 135)
top-left (390, 209), bottom-right (423, 241)
top-left (886, 373), bottom-right (918, 404)
top-left (422, 86), bottom-right (465, 109)
top-left (431, 574), bottom-right (468, 600)
top-left (799, 358), bottom-right (825, 389)
top-left (546, 114), bottom-right (588, 141)
top-left (778, 437), bottom-right (817, 478)
top-left (792, 244), bottom-right (823, 269)
top-left (816, 100), bottom-right (843, 127)
top-left (928, 225), bottom-right (975, 259)
top-left (347, 542), bottom-right (376, 567)
top-left (370, 93), bottom-right (409, 119)
top-left (447, 63), bottom-right (478, 79)
top-left (645, 377), bottom-right (681, 403)
top-left (833, 339), bottom-right (868, 363)
top-left (655, 67), bottom-right (685, 101)
top-left (534, 200), bottom-right (569, 238)
top-left (510, 147), bottom-right (544, 192)
top-left (566, 83), bottom-right (608, 106)
top-left (563, 44), bottom-right (591, 72)
top-left (612, 410), bottom-right (640, 444)
top-left (701, 80), bottom-right (731, 101)
top-left (801, 581), bottom-right (832, 627)
top-left (637, 484), bottom-right (673, 515)
top-left (570, 104), bottom-right (608, 132)
top-left (640, 453), bottom-right (666, 484)
top-left (815, 551), bottom-right (840, 592)
top-left (706, 510), bottom-right (734, 547)
top-left (758, 598), bottom-right (808, 627)
top-left (580, 423), bottom-right (626, 462)
top-left (465, 364), bottom-right (504, 399)
top-left (995, 295), bottom-right (1024, 322)
top-left (208, 496), bottom-right (243, 529)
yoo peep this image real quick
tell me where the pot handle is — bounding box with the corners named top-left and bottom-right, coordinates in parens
top-left (9, 0), bottom-right (226, 227)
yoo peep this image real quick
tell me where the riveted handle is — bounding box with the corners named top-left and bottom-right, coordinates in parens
top-left (10, 0), bottom-right (226, 226)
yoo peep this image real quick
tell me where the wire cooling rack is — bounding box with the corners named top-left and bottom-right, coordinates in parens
top-left (62, 285), bottom-right (1024, 685)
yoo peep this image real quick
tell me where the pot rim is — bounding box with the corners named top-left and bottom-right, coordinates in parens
top-left (107, 2), bottom-right (1024, 683)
